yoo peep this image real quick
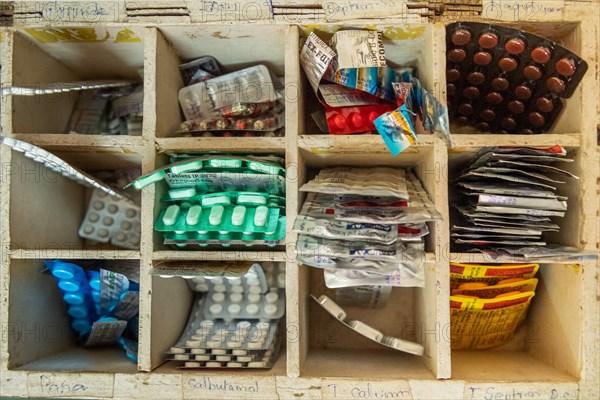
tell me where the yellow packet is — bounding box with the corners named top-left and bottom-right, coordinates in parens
top-left (450, 263), bottom-right (539, 290)
top-left (450, 291), bottom-right (535, 350)
top-left (452, 278), bottom-right (538, 298)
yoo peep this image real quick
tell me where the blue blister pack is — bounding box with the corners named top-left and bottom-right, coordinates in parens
top-left (45, 260), bottom-right (98, 336)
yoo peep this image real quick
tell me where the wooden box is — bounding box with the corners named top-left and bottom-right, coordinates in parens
top-left (0, 2), bottom-right (598, 398)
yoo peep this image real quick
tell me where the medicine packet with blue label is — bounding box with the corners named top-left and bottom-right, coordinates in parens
top-left (44, 260), bottom-right (140, 360)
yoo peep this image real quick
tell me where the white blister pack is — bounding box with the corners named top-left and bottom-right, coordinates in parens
top-left (78, 189), bottom-right (141, 249)
top-left (312, 294), bottom-right (424, 356)
top-left (161, 262), bottom-right (286, 369)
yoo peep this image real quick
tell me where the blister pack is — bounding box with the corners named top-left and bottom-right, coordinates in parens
top-left (326, 103), bottom-right (395, 134)
top-left (178, 65), bottom-right (280, 121)
top-left (168, 299), bottom-right (280, 351)
top-left (179, 109), bottom-right (284, 133)
top-left (127, 155), bottom-right (285, 190)
top-left (300, 167), bottom-right (409, 198)
top-left (44, 261), bottom-right (140, 354)
top-left (46, 260), bottom-right (97, 335)
top-left (165, 172), bottom-right (285, 196)
top-left (79, 189), bottom-right (141, 249)
top-left (324, 258), bottom-right (426, 288)
top-left (179, 56), bottom-right (222, 85)
top-left (312, 295), bottom-right (424, 355)
top-left (446, 22), bottom-right (588, 134)
top-left (333, 173), bottom-right (442, 224)
top-left (296, 235), bottom-right (422, 273)
top-left (163, 262), bottom-right (285, 369)
top-left (293, 215), bottom-right (398, 244)
top-left (156, 203), bottom-right (283, 236)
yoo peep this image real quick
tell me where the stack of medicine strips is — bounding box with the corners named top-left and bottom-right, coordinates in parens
top-left (66, 81), bottom-right (143, 135)
top-left (300, 30), bottom-right (451, 155)
top-left (176, 55), bottom-right (284, 137)
top-left (451, 145), bottom-right (584, 259)
top-left (166, 263), bottom-right (285, 369)
top-left (295, 167), bottom-right (441, 293)
top-left (127, 154), bottom-right (286, 248)
top-left (45, 260), bottom-right (139, 361)
top-left (450, 263), bottom-right (539, 350)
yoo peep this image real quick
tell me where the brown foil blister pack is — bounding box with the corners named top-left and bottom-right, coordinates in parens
top-left (446, 22), bottom-right (588, 134)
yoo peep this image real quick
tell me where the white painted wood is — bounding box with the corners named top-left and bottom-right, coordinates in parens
top-left (0, 7), bottom-right (599, 399)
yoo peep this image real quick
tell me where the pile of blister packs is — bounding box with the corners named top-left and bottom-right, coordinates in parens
top-left (177, 56), bottom-right (284, 137)
top-left (163, 262), bottom-right (285, 369)
top-left (450, 145), bottom-right (595, 260)
top-left (300, 30), bottom-right (451, 155)
top-left (295, 166), bottom-right (441, 294)
top-left (45, 260), bottom-right (139, 362)
top-left (128, 154), bottom-right (286, 248)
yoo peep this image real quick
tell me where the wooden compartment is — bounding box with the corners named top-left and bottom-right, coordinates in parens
top-left (447, 22), bottom-right (586, 136)
top-left (452, 263), bottom-right (583, 383)
top-left (6, 147), bottom-right (143, 252)
top-left (7, 27), bottom-right (145, 136)
top-left (290, 144), bottom-right (450, 379)
top-left (151, 24), bottom-right (288, 140)
top-left (147, 261), bottom-right (287, 375)
top-left (0, 4), bottom-right (598, 398)
top-left (6, 258), bottom-right (139, 373)
top-left (150, 150), bottom-right (286, 253)
top-left (447, 146), bottom-right (584, 254)
top-left (298, 23), bottom-right (438, 137)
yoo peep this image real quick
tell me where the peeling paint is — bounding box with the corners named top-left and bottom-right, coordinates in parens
top-left (115, 28), bottom-right (141, 43)
top-left (23, 27), bottom-right (110, 43)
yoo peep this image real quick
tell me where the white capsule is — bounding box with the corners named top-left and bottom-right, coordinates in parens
top-left (174, 354), bottom-right (189, 360)
top-left (212, 292), bottom-right (225, 303)
top-left (211, 277), bottom-right (224, 284)
top-left (248, 341), bottom-right (265, 350)
top-left (206, 340), bottom-right (221, 348)
top-left (216, 355), bottom-right (231, 362)
top-left (248, 286), bottom-right (262, 294)
top-left (211, 349), bottom-right (227, 355)
top-left (227, 277), bottom-right (242, 285)
top-left (247, 293), bottom-right (261, 304)
top-left (229, 293), bottom-right (243, 303)
top-left (191, 348), bottom-right (206, 355)
top-left (265, 291), bottom-right (279, 303)
top-left (231, 285), bottom-right (244, 294)
top-left (195, 283), bottom-right (209, 291)
top-left (193, 277), bottom-right (206, 284)
top-left (206, 361), bottom-right (222, 368)
top-left (213, 284), bottom-right (227, 292)
top-left (227, 304), bottom-right (241, 314)
top-left (226, 341), bottom-right (242, 348)
top-left (248, 361), bottom-right (266, 368)
top-left (184, 361), bottom-right (201, 368)
top-left (246, 304), bottom-right (260, 315)
top-left (170, 346), bottom-right (185, 354)
top-left (209, 304), bottom-right (223, 315)
top-left (195, 355), bottom-right (211, 361)
top-left (265, 304), bottom-right (277, 316)
top-left (227, 362), bottom-right (243, 368)
top-left (186, 340), bottom-right (201, 347)
top-left (232, 349), bottom-right (247, 356)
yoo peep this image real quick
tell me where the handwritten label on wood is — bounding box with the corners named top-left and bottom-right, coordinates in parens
top-left (183, 375), bottom-right (278, 399)
top-left (322, 0), bottom-right (411, 22)
top-left (464, 382), bottom-right (580, 400)
top-left (27, 373), bottom-right (113, 398)
top-left (322, 379), bottom-right (413, 399)
top-left (482, 0), bottom-right (565, 21)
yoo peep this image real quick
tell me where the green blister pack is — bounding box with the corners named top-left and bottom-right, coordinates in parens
top-left (163, 217), bottom-right (286, 247)
top-left (127, 155), bottom-right (286, 190)
top-left (164, 172), bottom-right (286, 196)
top-left (163, 190), bottom-right (286, 209)
top-left (155, 203), bottom-right (282, 236)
